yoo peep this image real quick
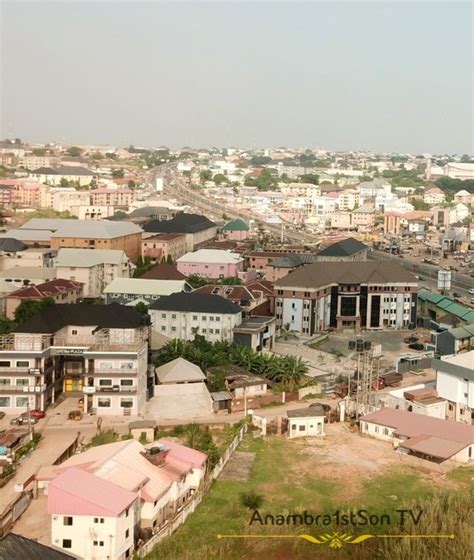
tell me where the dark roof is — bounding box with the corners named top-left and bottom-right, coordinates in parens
top-left (14, 303), bottom-right (150, 333)
top-left (275, 261), bottom-right (417, 288)
top-left (268, 253), bottom-right (318, 268)
top-left (143, 213), bottom-right (216, 234)
top-left (32, 166), bottom-right (95, 176)
top-left (141, 264), bottom-right (186, 281)
top-left (0, 533), bottom-right (75, 560)
top-left (149, 292), bottom-right (241, 314)
top-left (0, 238), bottom-right (27, 252)
top-left (6, 279), bottom-right (83, 299)
top-left (287, 406), bottom-right (325, 418)
top-left (129, 206), bottom-right (175, 218)
top-left (318, 237), bottom-right (368, 257)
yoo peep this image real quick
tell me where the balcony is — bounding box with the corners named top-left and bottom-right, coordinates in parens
top-left (93, 385), bottom-right (137, 394)
top-left (22, 384), bottom-right (47, 393)
top-left (89, 368), bottom-right (138, 376)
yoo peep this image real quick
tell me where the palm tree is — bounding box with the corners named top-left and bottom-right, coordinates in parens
top-left (270, 356), bottom-right (309, 390)
top-left (278, 323), bottom-right (299, 341)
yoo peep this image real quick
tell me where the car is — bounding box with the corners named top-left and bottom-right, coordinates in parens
top-left (309, 403), bottom-right (331, 412)
top-left (452, 292), bottom-right (461, 299)
top-left (408, 342), bottom-right (424, 351)
top-left (20, 409), bottom-right (45, 420)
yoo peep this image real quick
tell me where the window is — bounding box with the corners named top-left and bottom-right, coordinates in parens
top-left (0, 397), bottom-right (11, 407)
top-left (125, 508), bottom-right (129, 517)
top-left (171, 327), bottom-right (177, 332)
top-left (209, 316), bottom-right (214, 321)
top-left (99, 379), bottom-right (112, 386)
top-left (202, 328), bottom-right (207, 333)
top-left (215, 329), bottom-right (220, 334)
top-left (161, 313), bottom-right (166, 319)
top-left (120, 379), bottom-right (133, 386)
top-left (298, 425), bottom-right (305, 431)
top-left (209, 329), bottom-right (213, 334)
top-left (16, 361), bottom-right (29, 367)
top-left (16, 397), bottom-right (29, 407)
top-left (192, 315), bottom-right (198, 320)
top-left (202, 316), bottom-right (207, 321)
top-left (99, 362), bottom-right (112, 369)
top-left (0, 361), bottom-right (10, 367)
top-left (63, 516), bottom-right (73, 526)
top-left (71, 330), bottom-right (78, 335)
top-left (171, 314), bottom-right (177, 319)
top-left (0, 379), bottom-right (11, 386)
top-left (120, 362), bottom-right (134, 370)
top-left (94, 517), bottom-right (105, 523)
top-left (161, 326), bottom-right (166, 331)
top-left (125, 529), bottom-right (130, 538)
top-left (121, 399), bottom-right (134, 408)
top-left (16, 379), bottom-right (29, 386)
top-left (62, 539), bottom-right (72, 549)
top-left (97, 398), bottom-right (111, 408)
top-left (93, 541), bottom-right (104, 547)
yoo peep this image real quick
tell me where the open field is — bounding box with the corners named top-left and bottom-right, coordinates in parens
top-left (145, 424), bottom-right (474, 560)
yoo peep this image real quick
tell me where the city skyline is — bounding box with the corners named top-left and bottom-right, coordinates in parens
top-left (1, 1), bottom-right (473, 154)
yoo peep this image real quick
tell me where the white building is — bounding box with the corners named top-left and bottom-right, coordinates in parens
top-left (103, 277), bottom-right (192, 305)
top-left (434, 352), bottom-right (474, 425)
top-left (287, 406), bottom-right (326, 438)
top-left (56, 248), bottom-right (134, 298)
top-left (149, 292), bottom-right (242, 343)
top-left (423, 187), bottom-right (445, 205)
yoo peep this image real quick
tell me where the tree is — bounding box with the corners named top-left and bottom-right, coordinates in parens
top-left (166, 254), bottom-right (173, 264)
top-left (14, 297), bottom-right (55, 325)
top-left (32, 148), bottom-right (46, 156)
top-left (250, 156), bottom-right (272, 165)
top-left (200, 170), bottom-right (212, 183)
top-left (134, 301), bottom-right (148, 315)
top-left (412, 199), bottom-right (431, 211)
top-left (213, 173), bottom-right (227, 185)
top-left (278, 323), bottom-right (299, 341)
top-left (299, 173), bottom-right (319, 185)
top-left (128, 180), bottom-right (136, 189)
top-left (66, 146), bottom-right (82, 157)
top-left (112, 168), bottom-right (124, 178)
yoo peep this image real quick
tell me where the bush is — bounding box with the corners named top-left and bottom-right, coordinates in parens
top-left (240, 491), bottom-right (264, 510)
top-left (90, 430), bottom-right (119, 447)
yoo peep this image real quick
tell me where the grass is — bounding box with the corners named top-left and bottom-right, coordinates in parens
top-left (145, 435), bottom-right (474, 560)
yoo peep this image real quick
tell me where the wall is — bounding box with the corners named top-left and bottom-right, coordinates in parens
top-left (288, 416), bottom-right (325, 437)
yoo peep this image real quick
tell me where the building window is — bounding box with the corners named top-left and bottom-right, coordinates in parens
top-left (62, 540), bottom-right (72, 549)
top-left (215, 329), bottom-right (220, 334)
top-left (97, 398), bottom-right (111, 408)
top-left (16, 379), bottom-right (29, 386)
top-left (71, 330), bottom-right (78, 335)
top-left (298, 425), bottom-right (305, 431)
top-left (171, 327), bottom-right (177, 332)
top-left (171, 314), bottom-right (177, 319)
top-left (192, 315), bottom-right (198, 320)
top-left (215, 317), bottom-right (220, 322)
top-left (121, 399), bottom-right (134, 408)
top-left (0, 361), bottom-right (10, 367)
top-left (99, 379), bottom-right (112, 386)
top-left (15, 397), bottom-right (29, 407)
top-left (0, 379), bottom-right (11, 386)
top-left (161, 326), bottom-right (166, 331)
top-left (161, 313), bottom-right (166, 319)
top-left (93, 541), bottom-right (104, 547)
top-left (94, 517), bottom-right (105, 523)
top-left (0, 397), bottom-right (11, 407)
top-left (125, 529), bottom-right (130, 538)
top-left (202, 329), bottom-right (207, 333)
top-left (120, 379), bottom-right (133, 386)
top-left (63, 516), bottom-right (73, 526)
top-left (16, 361), bottom-right (29, 367)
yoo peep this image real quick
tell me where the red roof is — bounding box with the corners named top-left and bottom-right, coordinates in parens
top-left (141, 264), bottom-right (186, 280)
top-left (6, 279), bottom-right (83, 300)
top-left (159, 439), bottom-right (207, 468)
top-left (48, 467), bottom-right (136, 516)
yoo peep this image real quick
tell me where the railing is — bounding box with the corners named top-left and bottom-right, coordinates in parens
top-left (0, 334), bottom-right (148, 353)
top-left (89, 368), bottom-right (138, 375)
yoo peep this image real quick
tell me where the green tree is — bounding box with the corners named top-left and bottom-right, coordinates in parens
top-left (299, 173), bottom-right (320, 185)
top-left (134, 301), bottom-right (149, 315)
top-left (32, 148), bottom-right (46, 156)
top-left (200, 170), bottom-right (212, 183)
top-left (112, 168), bottom-right (124, 178)
top-left (128, 180), bottom-right (136, 189)
top-left (166, 254), bottom-right (173, 264)
top-left (213, 173), bottom-right (227, 185)
top-left (412, 199), bottom-right (431, 211)
top-left (66, 146), bottom-right (82, 157)
top-left (250, 155), bottom-right (272, 165)
top-left (278, 323), bottom-right (299, 341)
top-left (14, 297), bottom-right (55, 325)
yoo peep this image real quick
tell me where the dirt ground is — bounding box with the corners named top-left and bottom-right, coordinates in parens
top-left (219, 451), bottom-right (256, 482)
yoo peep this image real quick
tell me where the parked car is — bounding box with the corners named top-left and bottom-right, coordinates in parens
top-left (10, 416), bottom-right (37, 426)
top-left (408, 342), bottom-right (424, 351)
top-left (309, 403), bottom-right (331, 412)
top-left (452, 292), bottom-right (461, 299)
top-left (20, 409), bottom-right (45, 420)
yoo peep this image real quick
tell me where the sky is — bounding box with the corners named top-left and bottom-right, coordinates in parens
top-left (1, 1), bottom-right (473, 153)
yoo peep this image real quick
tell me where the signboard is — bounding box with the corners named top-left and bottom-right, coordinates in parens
top-left (437, 269), bottom-right (452, 291)
top-left (53, 348), bottom-right (85, 356)
top-left (83, 386), bottom-right (96, 395)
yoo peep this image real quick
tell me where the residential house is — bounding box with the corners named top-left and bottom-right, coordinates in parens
top-left (141, 233), bottom-right (187, 262)
top-left (265, 253), bottom-right (318, 282)
top-left (246, 251), bottom-right (288, 272)
top-left (103, 278), bottom-right (192, 306)
top-left (140, 264), bottom-right (186, 281)
top-left (39, 187), bottom-right (90, 213)
top-left (423, 187), bottom-right (445, 205)
top-left (380, 382), bottom-right (446, 420)
top-left (0, 303), bottom-right (150, 415)
top-left (0, 243), bottom-right (56, 271)
top-left (0, 266), bottom-right (58, 290)
top-left (149, 292), bottom-right (242, 343)
top-left (287, 406), bottom-right (326, 438)
top-left (384, 212), bottom-right (402, 235)
top-left (4, 279), bottom-right (84, 319)
top-left (21, 154), bottom-right (53, 169)
top-left (316, 237), bottom-right (368, 262)
top-left (273, 261), bottom-right (417, 335)
top-left (0, 533), bottom-right (75, 560)
top-left (55, 248), bottom-right (133, 298)
top-left (360, 408), bottom-right (474, 464)
top-left (453, 189), bottom-right (472, 205)
top-left (337, 189), bottom-right (359, 210)
top-left (29, 166), bottom-right (96, 186)
top-left (434, 352), bottom-right (474, 424)
top-left (219, 219), bottom-right (249, 241)
top-left (176, 249), bottom-right (244, 279)
top-left (351, 206), bottom-right (376, 228)
top-left (155, 358), bottom-right (206, 385)
top-left (143, 213), bottom-right (217, 251)
top-left (194, 284), bottom-right (270, 317)
top-left (330, 212), bottom-right (352, 230)
top-left (233, 316), bottom-right (276, 351)
top-left (19, 219), bottom-right (143, 262)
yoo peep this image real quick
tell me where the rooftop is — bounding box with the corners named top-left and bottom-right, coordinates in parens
top-left (103, 277), bottom-right (190, 296)
top-left (20, 219), bottom-right (142, 238)
top-left (141, 263), bottom-right (186, 281)
top-left (287, 406), bottom-right (326, 418)
top-left (149, 292), bottom-right (242, 314)
top-left (6, 279), bottom-right (83, 300)
top-left (56, 248), bottom-right (129, 267)
top-left (177, 249), bottom-right (243, 264)
top-left (0, 533), bottom-right (75, 560)
top-left (155, 357), bottom-right (206, 383)
top-left (0, 238), bottom-right (27, 252)
top-left (275, 261), bottom-right (416, 288)
top-left (143, 213), bottom-right (216, 234)
top-left (318, 237), bottom-right (368, 257)
top-left (222, 218), bottom-right (249, 231)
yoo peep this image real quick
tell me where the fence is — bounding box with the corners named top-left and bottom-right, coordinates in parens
top-left (136, 423), bottom-right (248, 557)
top-left (0, 491), bottom-right (33, 537)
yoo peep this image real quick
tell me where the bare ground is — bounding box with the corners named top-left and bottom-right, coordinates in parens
top-left (219, 451), bottom-right (256, 482)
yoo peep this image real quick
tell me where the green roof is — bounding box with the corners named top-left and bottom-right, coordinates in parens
top-left (447, 324), bottom-right (474, 339)
top-left (418, 289), bottom-right (445, 304)
top-left (222, 219), bottom-right (248, 231)
top-left (419, 289), bottom-right (474, 322)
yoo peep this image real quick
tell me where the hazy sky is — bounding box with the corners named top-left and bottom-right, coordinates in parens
top-left (1, 1), bottom-right (473, 153)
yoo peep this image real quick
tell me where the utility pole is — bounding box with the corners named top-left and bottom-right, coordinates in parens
top-left (26, 396), bottom-right (33, 443)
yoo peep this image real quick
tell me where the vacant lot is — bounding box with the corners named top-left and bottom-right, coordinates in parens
top-left (146, 425), bottom-right (473, 560)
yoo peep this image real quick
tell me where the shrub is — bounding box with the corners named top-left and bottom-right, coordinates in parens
top-left (240, 491), bottom-right (264, 510)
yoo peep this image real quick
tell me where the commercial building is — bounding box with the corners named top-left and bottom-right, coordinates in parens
top-left (417, 289), bottom-right (474, 329)
top-left (0, 304), bottom-right (150, 416)
top-left (176, 249), bottom-right (244, 279)
top-left (29, 166), bottom-right (97, 186)
top-left (434, 324), bottom-right (474, 356)
top-left (273, 261), bottom-right (417, 335)
top-left (149, 292), bottom-right (242, 342)
top-left (233, 316), bottom-right (276, 351)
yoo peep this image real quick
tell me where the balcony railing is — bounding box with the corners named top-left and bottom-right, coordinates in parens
top-left (88, 385), bottom-right (137, 394)
top-left (89, 368), bottom-right (138, 375)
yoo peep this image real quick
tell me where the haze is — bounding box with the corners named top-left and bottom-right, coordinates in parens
top-left (1, 1), bottom-right (472, 153)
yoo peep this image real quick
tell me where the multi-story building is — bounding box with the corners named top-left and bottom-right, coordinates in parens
top-left (0, 304), bottom-right (150, 416)
top-left (423, 187), bottom-right (446, 205)
top-left (12, 181), bottom-right (40, 207)
top-left (4, 279), bottom-right (84, 319)
top-left (272, 261), bottom-right (417, 335)
top-left (90, 188), bottom-right (134, 208)
top-left (149, 292), bottom-right (242, 342)
top-left (176, 249), bottom-right (244, 279)
top-left (143, 213), bottom-right (217, 252)
top-left (103, 278), bottom-right (192, 306)
top-left (337, 189), bottom-right (359, 210)
top-left (434, 352), bottom-right (474, 425)
top-left (29, 166), bottom-right (97, 187)
top-left (281, 183), bottom-right (321, 198)
top-left (21, 154), bottom-right (53, 169)
top-left (55, 249), bottom-right (134, 298)
top-left (0, 246), bottom-right (56, 271)
top-left (141, 233), bottom-right (187, 262)
top-left (19, 219), bottom-right (143, 262)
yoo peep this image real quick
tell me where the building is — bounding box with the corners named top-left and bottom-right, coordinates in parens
top-left (194, 284), bottom-right (270, 317)
top-left (443, 162), bottom-right (474, 181)
top-left (360, 408), bottom-right (474, 464)
top-left (351, 206), bottom-right (376, 228)
top-left (434, 324), bottom-right (474, 356)
top-left (55, 249), bottom-right (133, 298)
top-left (246, 251), bottom-right (289, 272)
top-left (233, 316), bottom-right (276, 351)
top-left (384, 212), bottom-right (402, 235)
top-left (40, 187), bottom-right (91, 213)
top-left (0, 266), bottom-right (58, 290)
top-left (417, 289), bottom-right (474, 329)
top-left (453, 189), bottom-right (472, 205)
top-left (21, 153), bottom-right (53, 169)
top-left (103, 278), bottom-right (192, 306)
top-left (29, 166), bottom-right (96, 186)
top-left (287, 406), bottom-right (326, 438)
top-left (176, 249), bottom-right (244, 279)
top-left (141, 233), bottom-right (187, 262)
top-left (140, 263), bottom-right (186, 281)
top-left (4, 279), bottom-right (84, 319)
top-left (220, 219), bottom-right (249, 241)
top-left (19, 219), bottom-right (143, 262)
top-left (273, 261), bottom-right (418, 335)
top-left (265, 253), bottom-right (318, 282)
top-left (155, 357), bottom-right (206, 385)
top-left (149, 292), bottom-right (242, 342)
top-left (380, 382), bottom-right (446, 420)
top-left (143, 213), bottom-right (217, 251)
top-left (0, 533), bottom-right (75, 560)
top-left (434, 352), bottom-right (474, 424)
top-left (0, 245), bottom-right (56, 271)
top-left (90, 188), bottom-right (134, 207)
top-left (316, 237), bottom-right (368, 262)
top-left (43, 439), bottom-right (207, 559)
top-left (423, 187), bottom-right (445, 205)
top-left (0, 304), bottom-right (150, 416)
